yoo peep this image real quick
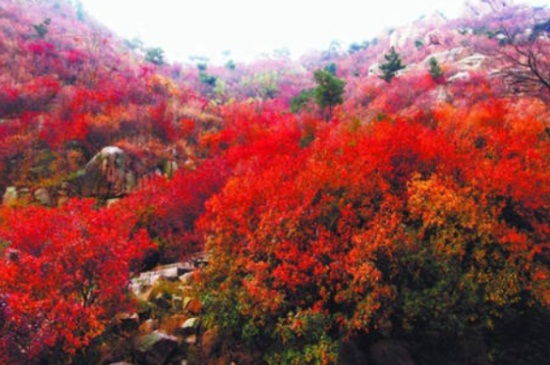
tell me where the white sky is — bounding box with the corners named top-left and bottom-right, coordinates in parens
top-left (78, 0), bottom-right (548, 64)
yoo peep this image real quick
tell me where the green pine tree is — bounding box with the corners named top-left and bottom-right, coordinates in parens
top-left (379, 46), bottom-right (406, 83)
top-left (145, 47), bottom-right (165, 66)
top-left (428, 57), bottom-right (444, 81)
top-left (313, 69), bottom-right (346, 120)
top-left (33, 18), bottom-right (51, 38)
top-left (290, 89), bottom-right (315, 113)
top-left (75, 1), bottom-right (85, 21)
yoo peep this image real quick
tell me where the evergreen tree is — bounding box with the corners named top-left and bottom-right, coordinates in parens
top-left (225, 59), bottom-right (236, 70)
top-left (428, 57), bottom-right (444, 82)
top-left (75, 1), bottom-right (85, 21)
top-left (324, 62), bottom-right (337, 76)
top-left (379, 46), bottom-right (405, 83)
top-left (197, 63), bottom-right (208, 72)
top-left (33, 18), bottom-right (51, 38)
top-left (290, 89), bottom-right (315, 113)
top-left (145, 47), bottom-right (165, 66)
top-left (313, 69), bottom-right (346, 120)
top-left (199, 72), bottom-right (217, 86)
top-left (197, 63), bottom-right (217, 86)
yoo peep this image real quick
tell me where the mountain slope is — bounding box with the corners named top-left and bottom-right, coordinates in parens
top-left (0, 1), bottom-right (549, 364)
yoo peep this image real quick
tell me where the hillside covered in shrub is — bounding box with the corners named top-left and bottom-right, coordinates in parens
top-left (0, 0), bottom-right (549, 364)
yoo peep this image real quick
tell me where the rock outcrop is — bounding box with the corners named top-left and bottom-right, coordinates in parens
top-left (133, 331), bottom-right (179, 365)
top-left (33, 187), bottom-right (52, 206)
top-left (130, 262), bottom-right (197, 299)
top-left (79, 146), bottom-right (130, 199)
top-left (456, 53), bottom-right (487, 71)
top-left (77, 146), bottom-right (179, 200)
top-left (2, 186), bottom-right (17, 206)
top-left (103, 255), bottom-right (208, 364)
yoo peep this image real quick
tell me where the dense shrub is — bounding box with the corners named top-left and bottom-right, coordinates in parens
top-left (197, 101), bottom-right (550, 363)
top-left (0, 200), bottom-right (152, 364)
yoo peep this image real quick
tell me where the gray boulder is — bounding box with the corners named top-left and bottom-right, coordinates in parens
top-left (80, 146), bottom-right (127, 199)
top-left (117, 312), bottom-right (140, 333)
top-left (456, 53), bottom-right (487, 71)
top-left (34, 188), bottom-right (52, 206)
top-left (134, 331), bottom-right (179, 365)
top-left (2, 186), bottom-right (17, 206)
top-left (179, 318), bottom-right (199, 337)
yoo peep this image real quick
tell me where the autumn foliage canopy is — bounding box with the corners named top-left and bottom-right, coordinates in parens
top-left (197, 99), bottom-right (550, 362)
top-left (0, 200), bottom-right (152, 364)
top-left (0, 0), bottom-right (549, 364)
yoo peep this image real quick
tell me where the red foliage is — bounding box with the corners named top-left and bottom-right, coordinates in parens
top-left (149, 101), bottom-right (177, 143)
top-left (179, 118), bottom-right (196, 139)
top-left (40, 113), bottom-right (89, 148)
top-left (116, 157), bottom-right (229, 263)
top-left (1, 1), bottom-right (550, 363)
top-left (0, 200), bottom-right (152, 364)
top-left (198, 98), bottom-right (550, 359)
top-left (27, 41), bottom-right (55, 56)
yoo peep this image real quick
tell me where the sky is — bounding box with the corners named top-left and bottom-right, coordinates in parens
top-left (78, 0), bottom-right (548, 64)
